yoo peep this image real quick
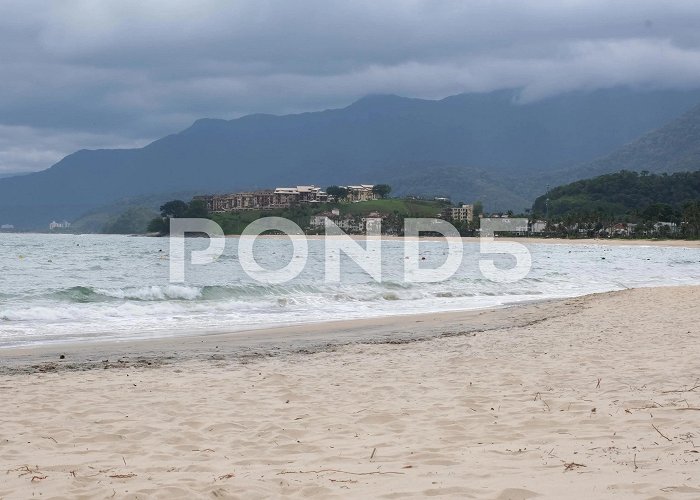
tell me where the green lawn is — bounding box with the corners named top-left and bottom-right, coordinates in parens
top-left (341, 199), bottom-right (445, 217)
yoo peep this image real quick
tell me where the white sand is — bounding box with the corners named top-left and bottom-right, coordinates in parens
top-left (1, 286), bottom-right (699, 499)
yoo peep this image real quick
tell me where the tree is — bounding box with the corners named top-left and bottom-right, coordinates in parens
top-left (682, 201), bottom-right (700, 239)
top-left (326, 185), bottom-right (348, 200)
top-left (372, 184), bottom-right (391, 199)
top-left (186, 199), bottom-right (209, 218)
top-left (147, 217), bottom-right (169, 235)
top-left (160, 200), bottom-right (189, 218)
top-left (642, 203), bottom-right (676, 223)
top-left (473, 200), bottom-right (484, 218)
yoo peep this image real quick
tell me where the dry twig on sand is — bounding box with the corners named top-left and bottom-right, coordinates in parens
top-left (652, 423), bottom-right (673, 442)
top-left (661, 382), bottom-right (700, 394)
top-left (563, 462), bottom-right (586, 472)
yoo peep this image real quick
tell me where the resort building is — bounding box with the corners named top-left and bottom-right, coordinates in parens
top-left (344, 185), bottom-right (378, 202)
top-left (194, 185), bottom-right (329, 212)
top-left (449, 204), bottom-right (474, 223)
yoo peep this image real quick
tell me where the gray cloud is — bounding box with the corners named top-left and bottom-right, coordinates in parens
top-left (2, 0), bottom-right (700, 173)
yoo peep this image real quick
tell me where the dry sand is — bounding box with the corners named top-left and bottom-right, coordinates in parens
top-left (1, 286), bottom-right (699, 499)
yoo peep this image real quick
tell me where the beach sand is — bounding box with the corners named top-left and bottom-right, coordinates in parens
top-left (1, 286), bottom-right (699, 499)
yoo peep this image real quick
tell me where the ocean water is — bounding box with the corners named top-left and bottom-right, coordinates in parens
top-left (1, 233), bottom-right (699, 348)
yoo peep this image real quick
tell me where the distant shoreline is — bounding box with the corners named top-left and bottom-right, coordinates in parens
top-left (222, 233), bottom-right (700, 247)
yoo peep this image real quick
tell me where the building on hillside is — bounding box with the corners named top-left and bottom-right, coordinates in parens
top-left (195, 185), bottom-right (329, 212)
top-left (49, 220), bottom-right (71, 230)
top-left (449, 204), bottom-right (474, 223)
top-left (344, 185), bottom-right (378, 202)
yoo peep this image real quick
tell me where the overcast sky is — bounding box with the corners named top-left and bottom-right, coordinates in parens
top-left (2, 0), bottom-right (700, 174)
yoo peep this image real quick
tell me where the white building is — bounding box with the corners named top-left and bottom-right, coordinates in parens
top-left (530, 220), bottom-right (547, 233)
top-left (49, 220), bottom-right (71, 230)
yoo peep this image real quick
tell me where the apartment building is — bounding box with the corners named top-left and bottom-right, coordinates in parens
top-left (195, 185), bottom-right (329, 212)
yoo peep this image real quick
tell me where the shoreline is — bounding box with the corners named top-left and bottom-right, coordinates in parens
top-left (228, 234), bottom-right (700, 247)
top-left (0, 295), bottom-right (561, 373)
top-left (9, 232), bottom-right (700, 248)
top-left (0, 284), bottom-right (691, 373)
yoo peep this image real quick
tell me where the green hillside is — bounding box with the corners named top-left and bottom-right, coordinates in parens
top-left (532, 170), bottom-right (700, 220)
top-left (574, 104), bottom-right (700, 178)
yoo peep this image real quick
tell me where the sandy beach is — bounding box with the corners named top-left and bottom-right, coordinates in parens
top-left (238, 234), bottom-right (700, 249)
top-left (1, 285), bottom-right (699, 499)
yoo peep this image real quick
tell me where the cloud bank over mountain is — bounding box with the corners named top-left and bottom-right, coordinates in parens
top-left (3, 0), bottom-right (700, 173)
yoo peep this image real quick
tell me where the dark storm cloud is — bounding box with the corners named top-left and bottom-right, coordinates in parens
top-left (2, 0), bottom-right (700, 173)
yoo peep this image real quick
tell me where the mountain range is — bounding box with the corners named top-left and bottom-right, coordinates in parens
top-left (2, 87), bottom-right (700, 230)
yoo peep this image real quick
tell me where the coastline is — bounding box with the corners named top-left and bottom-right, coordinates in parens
top-left (227, 233), bottom-right (700, 248)
top-left (0, 295), bottom-right (561, 373)
top-left (2, 285), bottom-right (699, 498)
top-left (1, 283), bottom-right (698, 372)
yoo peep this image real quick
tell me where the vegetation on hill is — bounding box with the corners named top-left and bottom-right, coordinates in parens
top-left (147, 199), bottom-right (210, 234)
top-left (531, 170), bottom-right (700, 237)
top-left (533, 170), bottom-right (700, 217)
top-left (102, 207), bottom-right (159, 234)
top-left (69, 191), bottom-right (198, 233)
top-left (577, 104), bottom-right (700, 178)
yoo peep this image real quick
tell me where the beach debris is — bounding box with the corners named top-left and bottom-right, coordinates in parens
top-left (652, 423), bottom-right (672, 442)
top-left (9, 465), bottom-right (47, 482)
top-left (370, 447), bottom-right (377, 459)
top-left (109, 473), bottom-right (137, 479)
top-left (217, 473), bottom-right (235, 480)
top-left (563, 462), bottom-right (586, 472)
top-left (661, 381), bottom-right (700, 394)
top-left (596, 378), bottom-right (601, 388)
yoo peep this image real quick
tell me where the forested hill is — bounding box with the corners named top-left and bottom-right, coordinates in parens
top-left (570, 104), bottom-right (700, 179)
top-left (532, 170), bottom-right (700, 219)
